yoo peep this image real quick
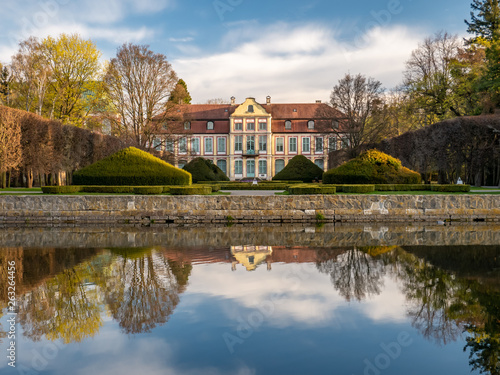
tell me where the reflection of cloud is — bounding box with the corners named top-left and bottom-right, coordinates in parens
top-left (184, 263), bottom-right (407, 329)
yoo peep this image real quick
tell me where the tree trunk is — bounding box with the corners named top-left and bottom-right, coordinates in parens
top-left (27, 170), bottom-right (33, 188)
top-left (7, 169), bottom-right (11, 188)
top-left (0, 172), bottom-right (6, 189)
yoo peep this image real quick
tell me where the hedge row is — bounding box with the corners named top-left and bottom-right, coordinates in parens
top-left (218, 183), bottom-right (289, 190)
top-left (431, 184), bottom-right (471, 192)
top-left (374, 184), bottom-right (431, 191)
top-left (169, 186), bottom-right (212, 195)
top-left (287, 184), bottom-right (336, 195)
top-left (41, 186), bottom-right (83, 194)
top-left (42, 185), bottom-right (214, 195)
top-left (133, 187), bottom-right (164, 195)
top-left (342, 185), bottom-right (375, 194)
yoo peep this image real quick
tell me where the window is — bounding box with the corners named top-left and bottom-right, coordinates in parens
top-left (315, 137), bottom-right (323, 153)
top-left (165, 139), bottom-right (174, 153)
top-left (162, 122), bottom-right (168, 130)
top-left (302, 137), bottom-right (310, 153)
top-left (329, 137), bottom-right (337, 151)
top-left (246, 136), bottom-right (255, 153)
top-left (235, 160), bottom-right (243, 175)
top-left (259, 120), bottom-right (267, 131)
top-left (285, 120), bottom-right (292, 129)
top-left (332, 120), bottom-right (339, 129)
top-left (276, 137), bottom-right (284, 152)
top-left (191, 138), bottom-right (200, 154)
top-left (153, 138), bottom-right (161, 151)
top-left (205, 137), bottom-right (213, 154)
top-left (217, 137), bottom-right (226, 154)
top-left (259, 136), bottom-right (267, 152)
top-left (289, 137), bottom-right (297, 153)
top-left (184, 121), bottom-right (191, 130)
top-left (308, 120), bottom-right (315, 129)
top-left (217, 160), bottom-right (227, 175)
top-left (259, 160), bottom-right (267, 175)
top-left (247, 120), bottom-right (255, 131)
top-left (235, 135), bottom-right (243, 152)
top-left (248, 105), bottom-right (254, 113)
top-left (179, 137), bottom-right (187, 154)
top-left (207, 121), bottom-right (214, 130)
top-left (234, 120), bottom-right (243, 131)
top-left (341, 137), bottom-right (351, 149)
top-left (315, 159), bottom-right (324, 170)
top-left (178, 160), bottom-right (187, 169)
top-left (275, 159), bottom-right (285, 174)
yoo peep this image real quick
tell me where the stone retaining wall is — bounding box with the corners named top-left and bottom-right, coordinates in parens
top-left (0, 195), bottom-right (499, 224)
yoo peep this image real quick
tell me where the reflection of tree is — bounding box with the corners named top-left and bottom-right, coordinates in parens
top-left (105, 250), bottom-right (190, 334)
top-left (18, 255), bottom-right (109, 344)
top-left (316, 248), bottom-right (385, 302)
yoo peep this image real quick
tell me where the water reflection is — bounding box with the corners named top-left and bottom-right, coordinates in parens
top-left (0, 225), bottom-right (499, 375)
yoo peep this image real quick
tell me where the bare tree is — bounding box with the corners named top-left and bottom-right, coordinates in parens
top-left (104, 43), bottom-right (178, 150)
top-left (329, 73), bottom-right (386, 150)
top-left (205, 98), bottom-right (229, 104)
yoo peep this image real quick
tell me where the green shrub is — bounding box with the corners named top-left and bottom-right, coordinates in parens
top-left (272, 155), bottom-right (325, 183)
top-left (431, 184), bottom-right (471, 192)
top-left (182, 158), bottom-right (229, 183)
top-left (375, 184), bottom-right (431, 191)
top-left (133, 186), bottom-right (163, 195)
top-left (83, 186), bottom-right (135, 193)
top-left (219, 183), bottom-right (288, 190)
top-left (341, 185), bottom-right (375, 194)
top-left (42, 186), bottom-right (83, 194)
top-left (323, 149), bottom-right (421, 185)
top-left (162, 186), bottom-right (171, 194)
top-left (287, 184), bottom-right (336, 195)
top-left (169, 186), bottom-right (212, 195)
top-left (73, 147), bottom-right (192, 186)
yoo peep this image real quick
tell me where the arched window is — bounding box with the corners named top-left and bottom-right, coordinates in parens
top-left (217, 159), bottom-right (227, 175)
top-left (248, 105), bottom-right (254, 113)
top-left (285, 120), bottom-right (292, 129)
top-left (207, 121), bottom-right (214, 130)
top-left (308, 120), bottom-right (315, 129)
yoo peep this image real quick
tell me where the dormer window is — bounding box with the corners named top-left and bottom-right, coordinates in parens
top-left (207, 121), bottom-right (214, 130)
top-left (184, 121), bottom-right (191, 130)
top-left (248, 105), bottom-right (254, 113)
top-left (285, 120), bottom-right (292, 129)
top-left (332, 120), bottom-right (339, 129)
top-left (308, 120), bottom-right (315, 129)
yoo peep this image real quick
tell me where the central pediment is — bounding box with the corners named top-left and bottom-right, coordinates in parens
top-left (231, 98), bottom-right (271, 118)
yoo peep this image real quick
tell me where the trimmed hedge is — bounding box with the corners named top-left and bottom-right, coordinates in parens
top-left (41, 186), bottom-right (83, 194)
top-left (272, 155), bottom-right (325, 183)
top-left (83, 186), bottom-right (135, 193)
top-left (182, 158), bottom-right (229, 183)
top-left (375, 184), bottom-right (431, 191)
top-left (287, 184), bottom-right (336, 195)
top-left (219, 183), bottom-right (288, 190)
top-left (73, 147), bottom-right (192, 186)
top-left (169, 186), bottom-right (213, 195)
top-left (431, 184), bottom-right (471, 192)
top-left (341, 185), bottom-right (375, 194)
top-left (133, 186), bottom-right (164, 195)
top-left (323, 149), bottom-right (421, 185)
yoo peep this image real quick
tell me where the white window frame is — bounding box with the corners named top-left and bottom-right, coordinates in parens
top-left (217, 137), bottom-right (226, 154)
top-left (289, 137), bottom-right (298, 154)
top-left (234, 135), bottom-right (243, 153)
top-left (204, 137), bottom-right (213, 155)
top-left (302, 137), bottom-right (310, 154)
top-left (276, 137), bottom-right (284, 153)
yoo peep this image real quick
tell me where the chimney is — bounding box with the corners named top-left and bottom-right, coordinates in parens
top-left (266, 96), bottom-right (271, 105)
top-left (316, 100), bottom-right (321, 104)
top-left (230, 96), bottom-right (236, 105)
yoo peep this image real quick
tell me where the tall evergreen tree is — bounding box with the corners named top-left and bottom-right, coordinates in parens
top-left (168, 79), bottom-right (192, 104)
top-left (465, 0), bottom-right (500, 43)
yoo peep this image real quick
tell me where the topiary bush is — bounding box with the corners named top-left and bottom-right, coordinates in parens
top-left (133, 186), bottom-right (164, 195)
top-left (182, 158), bottom-right (229, 183)
top-left (169, 186), bottom-right (213, 195)
top-left (431, 184), bottom-right (471, 192)
top-left (341, 185), bottom-right (375, 194)
top-left (375, 184), bottom-right (431, 191)
top-left (83, 186), bottom-right (135, 193)
top-left (287, 184), bottom-right (336, 195)
top-left (73, 147), bottom-right (192, 186)
top-left (272, 155), bottom-right (325, 183)
top-left (42, 186), bottom-right (83, 194)
top-left (323, 149), bottom-right (421, 185)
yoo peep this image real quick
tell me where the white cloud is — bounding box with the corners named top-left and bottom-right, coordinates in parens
top-left (174, 22), bottom-right (424, 103)
top-left (169, 37), bottom-right (195, 43)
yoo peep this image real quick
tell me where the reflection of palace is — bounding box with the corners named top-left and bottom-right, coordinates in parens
top-left (160, 246), bottom-right (319, 272)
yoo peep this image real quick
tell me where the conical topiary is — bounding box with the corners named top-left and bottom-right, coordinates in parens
top-left (272, 155), bottom-right (324, 183)
top-left (182, 157), bottom-right (229, 183)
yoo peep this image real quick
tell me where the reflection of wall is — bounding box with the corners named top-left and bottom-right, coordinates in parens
top-left (1, 223), bottom-right (500, 249)
top-left (231, 246), bottom-right (272, 271)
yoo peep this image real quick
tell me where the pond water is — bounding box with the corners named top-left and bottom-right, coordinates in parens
top-left (0, 224), bottom-right (499, 375)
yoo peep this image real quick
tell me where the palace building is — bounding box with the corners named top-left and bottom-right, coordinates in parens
top-left (154, 96), bottom-right (347, 180)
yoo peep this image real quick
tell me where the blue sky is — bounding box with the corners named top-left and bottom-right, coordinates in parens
top-left (1, 0), bottom-right (472, 103)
